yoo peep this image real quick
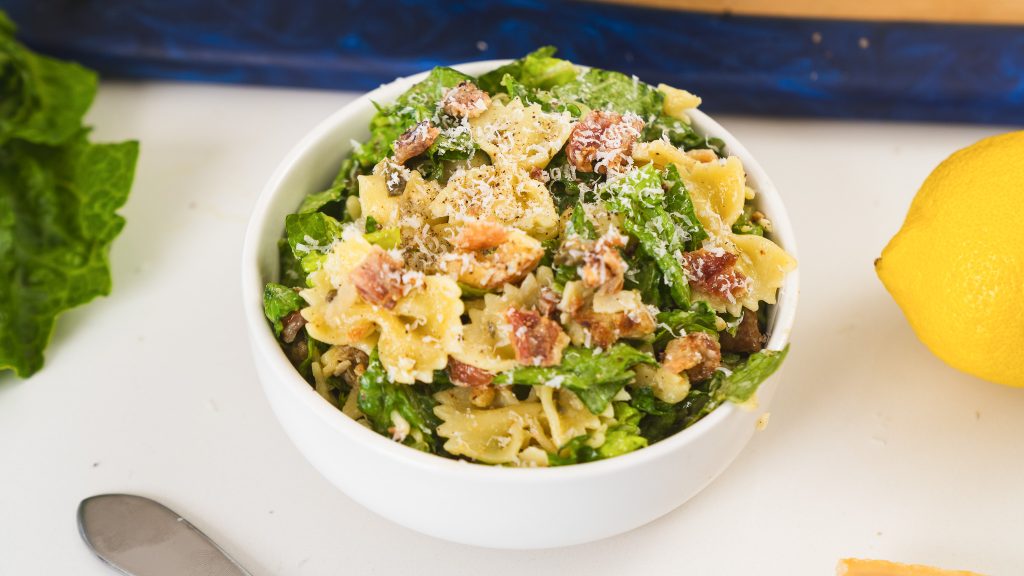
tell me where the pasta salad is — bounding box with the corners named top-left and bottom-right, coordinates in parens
top-left (263, 48), bottom-right (796, 467)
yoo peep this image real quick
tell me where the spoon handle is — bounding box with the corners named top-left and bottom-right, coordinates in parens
top-left (78, 494), bottom-right (253, 576)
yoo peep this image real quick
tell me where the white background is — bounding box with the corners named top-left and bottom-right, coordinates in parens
top-left (1, 82), bottom-right (1021, 575)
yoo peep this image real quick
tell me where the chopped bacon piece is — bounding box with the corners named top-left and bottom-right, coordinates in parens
top-left (580, 229), bottom-right (628, 295)
top-left (280, 310), bottom-right (307, 344)
top-left (536, 287), bottom-right (562, 320)
top-left (447, 357), bottom-right (495, 387)
top-left (565, 110), bottom-right (644, 174)
top-left (574, 306), bottom-right (656, 348)
top-left (506, 308), bottom-right (569, 367)
top-left (719, 311), bottom-right (765, 354)
top-left (662, 333), bottom-right (722, 382)
top-left (442, 81), bottom-right (492, 118)
top-left (556, 229), bottom-right (629, 295)
top-left (442, 229), bottom-right (544, 291)
top-left (349, 249), bottom-right (407, 309)
top-left (393, 120), bottom-right (439, 164)
top-left (680, 249), bottom-right (749, 301)
top-left (452, 220), bottom-right (509, 252)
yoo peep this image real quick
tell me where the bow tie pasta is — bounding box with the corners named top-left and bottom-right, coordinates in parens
top-left (300, 231), bottom-right (464, 384)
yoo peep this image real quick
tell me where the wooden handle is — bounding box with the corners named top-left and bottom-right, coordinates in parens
top-left (588, 0), bottom-right (1024, 25)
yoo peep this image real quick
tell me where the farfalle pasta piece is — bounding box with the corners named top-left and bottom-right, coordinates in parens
top-left (451, 270), bottom-right (554, 373)
top-left (469, 98), bottom-right (574, 170)
top-left (434, 388), bottom-right (545, 465)
top-left (657, 84), bottom-right (702, 123)
top-left (631, 139), bottom-right (698, 172)
top-left (729, 233), bottom-right (797, 314)
top-left (358, 173), bottom-right (400, 226)
top-left (683, 155), bottom-right (747, 234)
top-left (430, 162), bottom-right (560, 239)
top-left (632, 140), bottom-right (746, 235)
top-left (536, 387), bottom-right (606, 448)
top-left (300, 230), bottom-right (463, 383)
top-left (634, 363), bottom-right (691, 404)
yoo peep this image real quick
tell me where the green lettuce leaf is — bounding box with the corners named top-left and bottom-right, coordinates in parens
top-left (0, 12), bottom-right (139, 377)
top-left (297, 186), bottom-right (344, 215)
top-left (549, 401), bottom-right (647, 465)
top-left (263, 283), bottom-right (305, 337)
top-left (719, 345), bottom-right (789, 403)
top-left (654, 302), bottom-right (720, 349)
top-left (551, 202), bottom-right (595, 288)
top-left (482, 47), bottom-right (665, 121)
top-left (642, 115), bottom-right (725, 155)
top-left (352, 66), bottom-right (473, 171)
top-left (0, 137), bottom-right (138, 377)
top-left (598, 401), bottom-right (648, 458)
top-left (547, 435), bottom-right (599, 466)
top-left (357, 348), bottom-right (440, 453)
top-left (363, 226), bottom-right (400, 249)
top-left (0, 16), bottom-right (96, 147)
top-left (543, 150), bottom-right (601, 211)
top-left (731, 203), bottom-right (765, 236)
top-left (603, 164), bottom-right (691, 306)
top-left (552, 68), bottom-right (664, 118)
top-left (493, 344), bottom-right (657, 414)
top-left (634, 344), bottom-right (789, 441)
top-left (477, 46), bottom-right (577, 94)
top-left (321, 155), bottom-right (362, 208)
top-left (663, 163), bottom-right (707, 250)
top-left (277, 238), bottom-right (306, 288)
top-left (284, 211), bottom-right (345, 276)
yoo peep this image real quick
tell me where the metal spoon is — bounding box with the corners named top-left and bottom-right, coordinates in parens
top-left (78, 494), bottom-right (252, 576)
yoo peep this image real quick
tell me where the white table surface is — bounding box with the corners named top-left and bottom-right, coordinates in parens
top-left (1, 81), bottom-right (1021, 575)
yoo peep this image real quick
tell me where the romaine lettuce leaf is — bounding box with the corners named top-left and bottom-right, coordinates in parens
top-left (663, 163), bottom-right (708, 249)
top-left (285, 212), bottom-right (343, 258)
top-left (0, 13), bottom-right (96, 148)
top-left (543, 150), bottom-right (601, 211)
top-left (482, 47), bottom-right (664, 120)
top-left (731, 203), bottom-right (765, 236)
top-left (363, 226), bottom-right (400, 249)
top-left (263, 283), bottom-right (305, 337)
top-left (493, 344), bottom-right (657, 414)
top-left (0, 12), bottom-right (139, 377)
top-left (477, 46), bottom-right (577, 94)
top-left (352, 66), bottom-right (473, 171)
top-left (603, 164), bottom-right (691, 306)
top-left (551, 203), bottom-right (595, 287)
top-left (0, 137), bottom-right (138, 377)
top-left (642, 115), bottom-right (726, 155)
top-left (719, 345), bottom-right (789, 403)
top-left (277, 238), bottom-right (306, 288)
top-left (654, 302), bottom-right (720, 348)
top-left (634, 344), bottom-right (789, 440)
top-left (597, 401), bottom-right (647, 458)
top-left (552, 68), bottom-right (664, 118)
top-left (357, 348), bottom-right (440, 452)
top-left (548, 401), bottom-right (647, 465)
top-left (547, 435), bottom-right (599, 466)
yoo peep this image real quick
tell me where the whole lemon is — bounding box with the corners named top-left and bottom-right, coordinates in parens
top-left (876, 131), bottom-right (1024, 387)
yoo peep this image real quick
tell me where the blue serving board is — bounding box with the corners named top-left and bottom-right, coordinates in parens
top-left (4, 0), bottom-right (1024, 124)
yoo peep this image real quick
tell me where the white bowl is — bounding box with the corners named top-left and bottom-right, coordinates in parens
top-left (242, 60), bottom-right (800, 549)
